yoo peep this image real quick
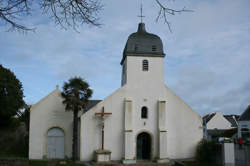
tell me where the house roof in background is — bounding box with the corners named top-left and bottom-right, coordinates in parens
top-left (224, 115), bottom-right (239, 127)
top-left (203, 113), bottom-right (216, 124)
top-left (203, 112), bottom-right (240, 127)
top-left (239, 105), bottom-right (250, 121)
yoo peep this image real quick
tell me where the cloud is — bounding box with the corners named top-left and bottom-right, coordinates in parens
top-left (169, 64), bottom-right (250, 115)
top-left (0, 0), bottom-right (250, 115)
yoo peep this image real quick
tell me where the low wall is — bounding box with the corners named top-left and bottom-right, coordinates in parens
top-left (0, 158), bottom-right (28, 166)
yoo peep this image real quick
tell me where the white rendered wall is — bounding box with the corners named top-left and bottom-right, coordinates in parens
top-left (158, 101), bottom-right (168, 159)
top-left (207, 112), bottom-right (232, 130)
top-left (80, 56), bottom-right (203, 161)
top-left (124, 99), bottom-right (134, 160)
top-left (126, 56), bottom-right (164, 88)
top-left (80, 86), bottom-right (126, 161)
top-left (223, 143), bottom-right (235, 166)
top-left (29, 88), bottom-right (73, 159)
top-left (163, 86), bottom-right (203, 159)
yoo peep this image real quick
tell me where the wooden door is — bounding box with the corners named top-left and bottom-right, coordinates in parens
top-left (47, 128), bottom-right (65, 159)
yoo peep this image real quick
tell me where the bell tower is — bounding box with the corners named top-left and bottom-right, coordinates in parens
top-left (121, 23), bottom-right (166, 87)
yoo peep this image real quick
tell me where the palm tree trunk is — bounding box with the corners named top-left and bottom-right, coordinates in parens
top-left (72, 108), bottom-right (78, 161)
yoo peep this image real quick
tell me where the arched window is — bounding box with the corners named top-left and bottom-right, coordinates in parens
top-left (141, 106), bottom-right (148, 119)
top-left (142, 60), bottom-right (148, 71)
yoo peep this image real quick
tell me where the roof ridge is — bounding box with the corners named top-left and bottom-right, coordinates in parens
top-left (239, 104), bottom-right (250, 121)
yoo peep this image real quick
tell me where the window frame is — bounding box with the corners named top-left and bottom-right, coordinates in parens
top-left (142, 59), bottom-right (149, 71)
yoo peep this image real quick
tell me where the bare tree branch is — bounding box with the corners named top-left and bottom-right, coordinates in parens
top-left (0, 0), bottom-right (35, 32)
top-left (0, 0), bottom-right (102, 32)
top-left (40, 0), bottom-right (102, 31)
top-left (155, 0), bottom-right (193, 33)
top-left (0, 0), bottom-right (191, 32)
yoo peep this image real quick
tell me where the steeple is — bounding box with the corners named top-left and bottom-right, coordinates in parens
top-left (121, 23), bottom-right (165, 65)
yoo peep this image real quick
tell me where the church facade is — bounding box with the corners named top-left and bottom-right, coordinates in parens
top-left (29, 23), bottom-right (203, 162)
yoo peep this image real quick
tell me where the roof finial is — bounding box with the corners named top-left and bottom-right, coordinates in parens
top-left (138, 4), bottom-right (145, 23)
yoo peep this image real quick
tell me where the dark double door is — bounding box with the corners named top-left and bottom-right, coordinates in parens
top-left (136, 132), bottom-right (151, 160)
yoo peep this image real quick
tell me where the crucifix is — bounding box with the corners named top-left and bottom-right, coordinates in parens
top-left (138, 4), bottom-right (145, 23)
top-left (95, 107), bottom-right (112, 150)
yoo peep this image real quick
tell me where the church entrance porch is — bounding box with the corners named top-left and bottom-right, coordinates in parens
top-left (136, 132), bottom-right (151, 160)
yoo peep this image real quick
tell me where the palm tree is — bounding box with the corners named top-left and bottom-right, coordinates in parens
top-left (61, 77), bottom-right (93, 161)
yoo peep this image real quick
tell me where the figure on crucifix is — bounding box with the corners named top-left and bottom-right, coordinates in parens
top-left (95, 107), bottom-right (112, 150)
top-left (94, 107), bottom-right (112, 162)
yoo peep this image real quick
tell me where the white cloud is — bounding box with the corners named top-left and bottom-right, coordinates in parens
top-left (1, 0), bottom-right (250, 115)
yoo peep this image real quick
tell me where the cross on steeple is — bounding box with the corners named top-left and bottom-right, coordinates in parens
top-left (138, 4), bottom-right (145, 23)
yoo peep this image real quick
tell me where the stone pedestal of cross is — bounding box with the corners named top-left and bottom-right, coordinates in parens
top-left (94, 107), bottom-right (112, 162)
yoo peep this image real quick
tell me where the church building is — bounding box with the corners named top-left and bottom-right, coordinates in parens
top-left (29, 23), bottom-right (203, 163)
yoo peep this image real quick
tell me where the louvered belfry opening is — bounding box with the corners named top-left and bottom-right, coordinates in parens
top-left (142, 59), bottom-right (148, 71)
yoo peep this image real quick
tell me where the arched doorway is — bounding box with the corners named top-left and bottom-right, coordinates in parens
top-left (136, 132), bottom-right (151, 160)
top-left (47, 128), bottom-right (65, 159)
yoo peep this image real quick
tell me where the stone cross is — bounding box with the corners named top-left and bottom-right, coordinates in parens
top-left (95, 107), bottom-right (112, 150)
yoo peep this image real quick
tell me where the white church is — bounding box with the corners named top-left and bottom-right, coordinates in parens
top-left (29, 23), bottom-right (203, 163)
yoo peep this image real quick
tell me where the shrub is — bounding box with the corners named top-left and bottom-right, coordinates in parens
top-left (195, 139), bottom-right (217, 163)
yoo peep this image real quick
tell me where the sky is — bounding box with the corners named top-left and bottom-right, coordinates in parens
top-left (1, 0), bottom-right (250, 116)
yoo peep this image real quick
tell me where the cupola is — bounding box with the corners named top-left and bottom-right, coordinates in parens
top-left (121, 23), bottom-right (165, 65)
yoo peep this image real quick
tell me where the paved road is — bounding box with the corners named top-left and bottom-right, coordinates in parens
top-left (235, 144), bottom-right (250, 166)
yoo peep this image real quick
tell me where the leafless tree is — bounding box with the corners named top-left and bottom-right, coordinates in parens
top-left (41, 0), bottom-right (102, 31)
top-left (155, 0), bottom-right (193, 32)
top-left (0, 0), bottom-right (192, 32)
top-left (0, 0), bottom-right (102, 32)
top-left (0, 0), bottom-right (34, 31)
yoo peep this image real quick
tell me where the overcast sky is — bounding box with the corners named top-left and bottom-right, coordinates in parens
top-left (1, 0), bottom-right (250, 116)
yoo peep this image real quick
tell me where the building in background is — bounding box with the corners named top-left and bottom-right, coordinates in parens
top-left (203, 112), bottom-right (239, 141)
top-left (238, 105), bottom-right (250, 142)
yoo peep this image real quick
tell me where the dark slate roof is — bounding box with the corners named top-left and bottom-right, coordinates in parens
top-left (121, 23), bottom-right (165, 65)
top-left (203, 113), bottom-right (216, 124)
top-left (83, 100), bottom-right (102, 113)
top-left (239, 105), bottom-right (250, 121)
top-left (224, 115), bottom-right (239, 127)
